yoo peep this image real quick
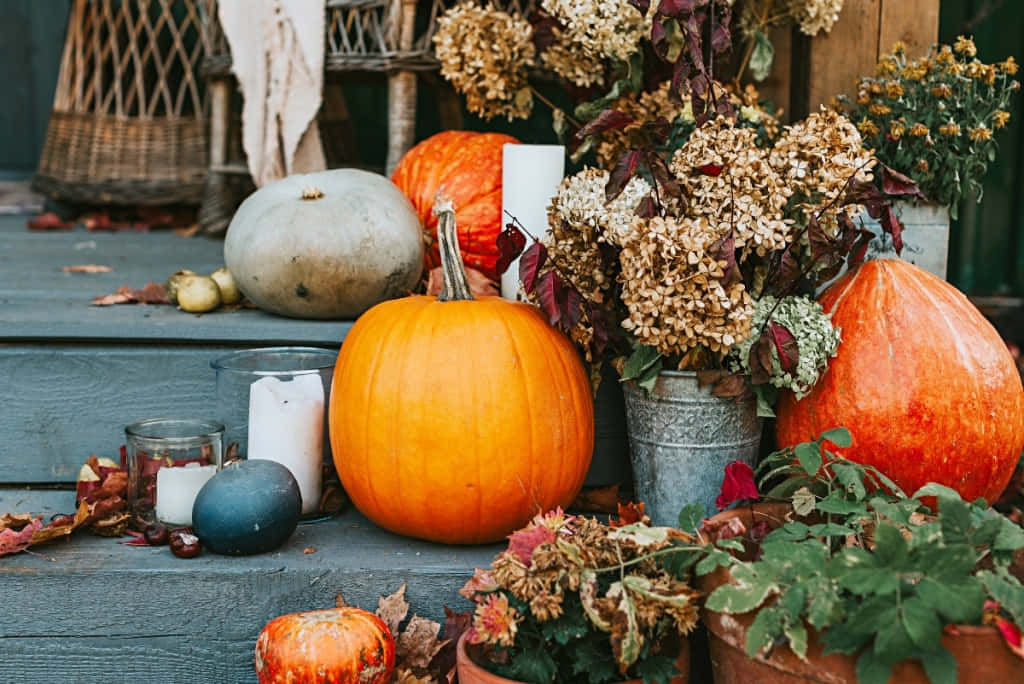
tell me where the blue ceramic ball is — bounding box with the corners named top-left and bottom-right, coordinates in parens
top-left (192, 459), bottom-right (301, 555)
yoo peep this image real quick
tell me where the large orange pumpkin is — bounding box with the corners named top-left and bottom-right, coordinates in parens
top-left (391, 130), bottom-right (519, 281)
top-left (776, 258), bottom-right (1024, 504)
top-left (329, 200), bottom-right (593, 544)
top-left (254, 607), bottom-right (395, 684)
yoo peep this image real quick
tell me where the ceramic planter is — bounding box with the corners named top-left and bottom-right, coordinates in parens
top-left (863, 200), bottom-right (950, 280)
top-left (696, 504), bottom-right (1024, 683)
top-left (623, 371), bottom-right (763, 526)
top-left (456, 632), bottom-right (690, 684)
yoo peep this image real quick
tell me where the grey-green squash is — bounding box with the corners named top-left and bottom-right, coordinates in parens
top-left (224, 169), bottom-right (424, 319)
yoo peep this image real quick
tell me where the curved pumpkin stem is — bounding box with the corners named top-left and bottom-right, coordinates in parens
top-left (433, 198), bottom-right (474, 302)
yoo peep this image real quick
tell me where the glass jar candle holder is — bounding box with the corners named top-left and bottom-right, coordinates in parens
top-left (211, 347), bottom-right (336, 519)
top-left (125, 418), bottom-right (224, 526)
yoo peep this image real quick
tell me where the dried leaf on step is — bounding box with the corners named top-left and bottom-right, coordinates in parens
top-left (397, 615), bottom-right (447, 670)
top-left (61, 264), bottom-right (112, 273)
top-left (0, 518), bottom-right (42, 555)
top-left (571, 485), bottom-right (621, 513)
top-left (91, 282), bottom-right (171, 306)
top-left (335, 594), bottom-right (347, 608)
top-left (376, 583), bottom-right (410, 635)
top-left (26, 212), bottom-right (73, 231)
top-left (0, 513), bottom-right (36, 532)
top-left (392, 667), bottom-right (439, 684)
top-left (31, 500), bottom-right (91, 545)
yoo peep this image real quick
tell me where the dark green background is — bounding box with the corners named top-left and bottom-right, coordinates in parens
top-left (2, 0), bottom-right (1020, 295)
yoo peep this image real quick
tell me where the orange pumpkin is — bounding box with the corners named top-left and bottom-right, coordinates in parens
top-left (391, 130), bottom-right (519, 281)
top-left (776, 258), bottom-right (1024, 504)
top-left (254, 607), bottom-right (395, 684)
top-left (329, 200), bottom-right (593, 544)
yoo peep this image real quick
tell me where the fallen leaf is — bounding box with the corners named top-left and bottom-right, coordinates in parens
top-left (91, 282), bottom-right (171, 306)
top-left (303, 546), bottom-right (316, 554)
top-left (27, 212), bottom-right (73, 231)
top-left (0, 518), bottom-right (42, 555)
top-left (174, 223), bottom-right (201, 237)
top-left (0, 512), bottom-right (36, 532)
top-left (571, 485), bottom-right (621, 513)
top-left (397, 616), bottom-right (447, 671)
top-left (377, 583), bottom-right (411, 635)
top-left (61, 264), bottom-right (112, 274)
top-left (335, 594), bottom-right (347, 608)
top-left (393, 668), bottom-right (439, 684)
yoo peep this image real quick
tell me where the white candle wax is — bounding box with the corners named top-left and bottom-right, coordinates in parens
top-left (247, 373), bottom-right (324, 515)
top-left (154, 463), bottom-right (217, 526)
top-left (500, 143), bottom-right (566, 300)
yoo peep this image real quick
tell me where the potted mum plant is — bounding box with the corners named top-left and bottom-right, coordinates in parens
top-left (457, 506), bottom-right (702, 683)
top-left (696, 428), bottom-right (1024, 684)
top-left (841, 37), bottom-right (1020, 279)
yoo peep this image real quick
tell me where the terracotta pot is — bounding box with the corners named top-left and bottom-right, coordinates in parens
top-left (697, 504), bottom-right (1024, 683)
top-left (456, 632), bottom-right (690, 684)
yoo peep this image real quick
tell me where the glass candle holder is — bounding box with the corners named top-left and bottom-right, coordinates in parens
top-left (210, 347), bottom-right (336, 519)
top-left (125, 418), bottom-right (224, 526)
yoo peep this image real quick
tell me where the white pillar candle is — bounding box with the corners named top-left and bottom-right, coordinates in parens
top-left (247, 373), bottom-right (324, 515)
top-left (500, 143), bottom-right (566, 300)
top-left (155, 463), bottom-right (217, 526)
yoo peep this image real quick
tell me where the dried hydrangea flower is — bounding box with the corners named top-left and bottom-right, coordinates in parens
top-left (788, 0), bottom-right (844, 37)
top-left (433, 3), bottom-right (536, 121)
top-left (618, 215), bottom-right (755, 359)
top-left (540, 0), bottom-right (649, 64)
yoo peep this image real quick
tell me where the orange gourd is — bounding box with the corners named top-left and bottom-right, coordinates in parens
top-left (776, 258), bottom-right (1024, 504)
top-left (329, 200), bottom-right (593, 544)
top-left (391, 130), bottom-right (518, 281)
top-left (254, 607), bottom-right (395, 684)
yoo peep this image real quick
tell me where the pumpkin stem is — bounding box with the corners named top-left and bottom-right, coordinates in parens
top-left (300, 186), bottom-right (324, 200)
top-left (433, 198), bottom-right (474, 302)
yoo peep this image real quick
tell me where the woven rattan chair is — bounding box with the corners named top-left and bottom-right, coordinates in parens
top-left (34, 0), bottom-right (207, 206)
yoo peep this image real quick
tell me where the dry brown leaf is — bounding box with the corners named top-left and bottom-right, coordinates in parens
top-left (0, 513), bottom-right (36, 532)
top-left (174, 223), bottom-right (201, 237)
top-left (393, 667), bottom-right (440, 684)
top-left (61, 264), bottom-right (112, 274)
top-left (91, 286), bottom-right (135, 306)
top-left (570, 485), bottom-right (621, 513)
top-left (376, 582), bottom-right (410, 635)
top-left (26, 212), bottom-right (73, 231)
top-left (29, 500), bottom-right (91, 545)
top-left (91, 282), bottom-right (171, 306)
top-left (335, 594), bottom-right (347, 608)
top-left (425, 266), bottom-right (499, 298)
top-left (0, 518), bottom-right (42, 555)
top-left (303, 546), bottom-right (317, 554)
top-left (397, 615), bottom-right (447, 671)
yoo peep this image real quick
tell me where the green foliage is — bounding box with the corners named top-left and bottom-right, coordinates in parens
top-left (702, 428), bottom-right (1024, 684)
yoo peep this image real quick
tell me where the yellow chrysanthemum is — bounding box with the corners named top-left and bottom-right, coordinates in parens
top-left (876, 57), bottom-right (899, 78)
top-left (869, 82), bottom-right (884, 95)
top-left (931, 84), bottom-right (952, 98)
top-left (902, 64), bottom-right (929, 81)
top-left (938, 123), bottom-right (961, 136)
top-left (915, 159), bottom-right (930, 172)
top-left (890, 121), bottom-right (906, 138)
top-left (993, 110), bottom-right (1011, 129)
top-left (935, 45), bottom-right (955, 65)
top-left (857, 91), bottom-right (872, 105)
top-left (857, 117), bottom-right (880, 137)
top-left (869, 104), bottom-right (892, 116)
top-left (969, 126), bottom-right (992, 142)
top-left (909, 123), bottom-right (929, 137)
top-left (890, 41), bottom-right (907, 54)
top-left (1000, 56), bottom-right (1019, 75)
top-left (885, 82), bottom-right (904, 98)
top-left (954, 36), bottom-right (978, 57)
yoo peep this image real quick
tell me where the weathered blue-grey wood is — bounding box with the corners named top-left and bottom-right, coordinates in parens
top-left (0, 490), bottom-right (498, 684)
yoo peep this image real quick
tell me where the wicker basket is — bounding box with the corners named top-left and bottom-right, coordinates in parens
top-left (34, 0), bottom-right (207, 206)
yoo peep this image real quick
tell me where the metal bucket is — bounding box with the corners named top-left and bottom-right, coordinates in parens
top-left (623, 371), bottom-right (763, 526)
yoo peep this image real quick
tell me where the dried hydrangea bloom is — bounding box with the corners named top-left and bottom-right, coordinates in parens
top-left (770, 108), bottom-right (874, 214)
top-left (540, 24), bottom-right (608, 88)
top-left (668, 119), bottom-right (794, 260)
top-left (433, 3), bottom-right (535, 121)
top-left (618, 215), bottom-right (755, 359)
top-left (788, 0), bottom-right (844, 36)
top-left (540, 0), bottom-right (649, 65)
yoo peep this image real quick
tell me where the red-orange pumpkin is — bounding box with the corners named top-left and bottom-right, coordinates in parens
top-left (391, 130), bottom-right (519, 281)
top-left (329, 201), bottom-right (593, 544)
top-left (776, 258), bottom-right (1024, 504)
top-left (254, 607), bottom-right (395, 684)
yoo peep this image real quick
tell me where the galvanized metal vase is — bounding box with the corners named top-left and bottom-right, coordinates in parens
top-left (623, 371), bottom-right (763, 526)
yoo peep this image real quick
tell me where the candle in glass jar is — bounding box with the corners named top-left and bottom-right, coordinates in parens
top-left (247, 373), bottom-right (324, 515)
top-left (154, 462), bottom-right (217, 526)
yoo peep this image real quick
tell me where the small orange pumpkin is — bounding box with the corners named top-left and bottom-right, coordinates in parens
top-left (776, 259), bottom-right (1024, 504)
top-left (254, 607), bottom-right (395, 684)
top-left (329, 200), bottom-right (594, 544)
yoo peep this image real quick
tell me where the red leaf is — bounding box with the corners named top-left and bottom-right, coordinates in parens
top-left (610, 502), bottom-right (647, 528)
top-left (715, 461), bottom-right (759, 511)
top-left (695, 164), bottom-right (724, 177)
top-left (495, 223), bottom-right (527, 276)
top-left (518, 242), bottom-right (547, 294)
top-left (535, 271), bottom-right (563, 324)
top-left (0, 518), bottom-right (43, 555)
top-left (576, 109), bottom-right (636, 140)
top-left (748, 331), bottom-right (772, 385)
top-left (563, 288), bottom-right (582, 328)
top-left (880, 205), bottom-right (904, 254)
top-left (27, 212), bottom-right (73, 231)
top-left (768, 322), bottom-right (799, 374)
top-left (607, 150), bottom-right (642, 201)
top-left (636, 195), bottom-right (657, 218)
top-left (880, 164), bottom-right (923, 198)
top-left (506, 524), bottom-right (556, 565)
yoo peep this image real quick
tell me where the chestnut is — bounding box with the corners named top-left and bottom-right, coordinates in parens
top-left (168, 528), bottom-right (202, 558)
top-left (143, 522), bottom-right (169, 546)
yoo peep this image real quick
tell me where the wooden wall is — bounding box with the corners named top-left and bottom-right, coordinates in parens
top-left (0, 0), bottom-right (71, 174)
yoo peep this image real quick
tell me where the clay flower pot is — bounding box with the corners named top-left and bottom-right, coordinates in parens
top-left (697, 504), bottom-right (1024, 683)
top-left (456, 632), bottom-right (690, 684)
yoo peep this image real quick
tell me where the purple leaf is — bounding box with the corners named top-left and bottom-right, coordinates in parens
top-left (607, 150), bottom-right (642, 201)
top-left (710, 231), bottom-right (739, 285)
top-left (636, 194), bottom-right (657, 218)
top-left (529, 12), bottom-right (559, 53)
top-left (535, 271), bottom-right (563, 324)
top-left (629, 0), bottom-right (651, 14)
top-left (495, 223), bottom-right (527, 276)
top-left (769, 322), bottom-right (799, 374)
top-left (748, 329), bottom-right (772, 385)
top-left (563, 288), bottom-right (582, 328)
top-left (696, 163), bottom-right (723, 177)
top-left (880, 205), bottom-right (904, 254)
top-left (519, 242), bottom-right (547, 294)
top-left (646, 152), bottom-right (682, 198)
top-left (880, 164), bottom-right (924, 198)
top-left (711, 23), bottom-right (731, 55)
top-left (576, 109), bottom-right (636, 140)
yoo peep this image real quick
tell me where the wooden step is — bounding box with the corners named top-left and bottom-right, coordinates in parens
top-left (0, 489), bottom-right (498, 684)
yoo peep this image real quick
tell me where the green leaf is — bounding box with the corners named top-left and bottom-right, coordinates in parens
top-left (837, 567), bottom-right (899, 596)
top-left (917, 544), bottom-right (978, 582)
top-left (869, 498), bottom-right (919, 526)
top-left (763, 521), bottom-right (811, 544)
top-left (873, 615), bottom-right (915, 665)
top-left (635, 652), bottom-right (681, 684)
top-left (574, 77), bottom-right (633, 121)
top-left (677, 502), bottom-right (705, 533)
top-left (745, 604), bottom-right (784, 657)
top-left (831, 463), bottom-right (867, 501)
top-left (792, 487), bottom-right (817, 516)
top-left (612, 582), bottom-right (643, 671)
top-left (784, 620), bottom-right (809, 661)
top-left (912, 482), bottom-right (963, 503)
top-left (755, 385), bottom-right (777, 417)
top-left (621, 344), bottom-right (662, 380)
top-left (900, 596), bottom-right (942, 651)
top-left (920, 647), bottom-right (958, 684)
top-left (871, 523), bottom-right (909, 569)
top-left (749, 31), bottom-right (775, 82)
top-left (764, 475), bottom-right (817, 501)
top-left (856, 649), bottom-right (895, 684)
top-left (992, 515), bottom-right (1024, 552)
top-left (938, 497), bottom-right (972, 544)
top-left (980, 567), bottom-right (1024, 627)
top-left (805, 577), bottom-right (842, 629)
top-left (968, 514), bottom-right (1004, 548)
top-left (695, 547), bottom-right (734, 576)
top-left (819, 427), bottom-right (852, 448)
top-left (916, 577), bottom-right (985, 624)
top-left (808, 522), bottom-right (856, 539)
top-left (815, 491), bottom-right (868, 516)
top-left (715, 538), bottom-right (746, 552)
top-left (794, 442), bottom-right (822, 476)
top-left (705, 574), bottom-right (777, 614)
